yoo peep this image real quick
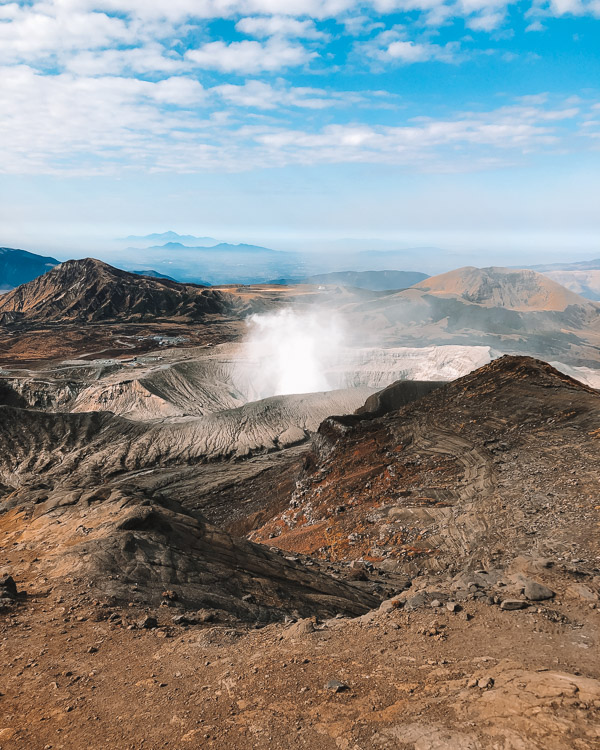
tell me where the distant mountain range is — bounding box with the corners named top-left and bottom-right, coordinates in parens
top-left (530, 258), bottom-right (600, 272)
top-left (0, 247), bottom-right (59, 290)
top-left (270, 270), bottom-right (429, 291)
top-left (123, 231), bottom-right (219, 247)
top-left (144, 241), bottom-right (281, 255)
top-left (119, 237), bottom-right (298, 285)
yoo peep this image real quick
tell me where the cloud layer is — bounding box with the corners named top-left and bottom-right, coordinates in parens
top-left (0, 0), bottom-right (599, 175)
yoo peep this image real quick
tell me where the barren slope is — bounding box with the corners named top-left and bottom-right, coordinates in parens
top-left (412, 265), bottom-right (586, 310)
top-left (0, 258), bottom-right (242, 324)
top-left (252, 356), bottom-right (600, 575)
top-left (1, 356), bottom-right (599, 750)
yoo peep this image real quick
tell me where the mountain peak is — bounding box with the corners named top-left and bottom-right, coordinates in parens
top-left (413, 265), bottom-right (590, 311)
top-left (0, 257), bottom-right (238, 325)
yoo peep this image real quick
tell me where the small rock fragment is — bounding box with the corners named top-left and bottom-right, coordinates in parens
top-left (500, 600), bottom-right (529, 611)
top-left (285, 618), bottom-right (315, 639)
top-left (138, 615), bottom-right (158, 629)
top-left (325, 680), bottom-right (348, 693)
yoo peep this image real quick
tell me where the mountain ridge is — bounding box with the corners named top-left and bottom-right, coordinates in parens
top-left (0, 258), bottom-right (240, 325)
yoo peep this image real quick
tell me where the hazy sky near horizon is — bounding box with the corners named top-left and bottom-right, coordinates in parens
top-left (0, 0), bottom-right (599, 263)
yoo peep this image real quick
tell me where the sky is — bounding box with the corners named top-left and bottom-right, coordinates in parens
top-left (0, 0), bottom-right (599, 267)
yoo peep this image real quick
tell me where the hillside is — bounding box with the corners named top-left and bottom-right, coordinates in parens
top-left (252, 356), bottom-right (600, 575)
top-left (341, 265), bottom-right (600, 364)
top-left (0, 246), bottom-right (59, 290)
top-left (412, 266), bottom-right (585, 311)
top-left (0, 258), bottom-right (241, 325)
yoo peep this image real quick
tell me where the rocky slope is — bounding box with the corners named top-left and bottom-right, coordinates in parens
top-left (0, 387), bottom-right (376, 493)
top-left (0, 485), bottom-right (378, 622)
top-left (0, 356), bottom-right (599, 749)
top-left (0, 258), bottom-right (242, 325)
top-left (251, 356), bottom-right (600, 578)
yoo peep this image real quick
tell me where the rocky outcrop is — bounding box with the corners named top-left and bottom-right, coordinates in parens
top-left (0, 486), bottom-right (380, 621)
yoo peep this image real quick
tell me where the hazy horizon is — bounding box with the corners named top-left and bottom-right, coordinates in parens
top-left (1, 1), bottom-right (599, 271)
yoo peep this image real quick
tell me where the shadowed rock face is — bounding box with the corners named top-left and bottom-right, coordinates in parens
top-left (355, 379), bottom-right (445, 418)
top-left (2, 486), bottom-right (378, 621)
top-left (0, 258), bottom-right (242, 324)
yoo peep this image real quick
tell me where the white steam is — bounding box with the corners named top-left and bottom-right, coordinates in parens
top-left (233, 308), bottom-right (346, 401)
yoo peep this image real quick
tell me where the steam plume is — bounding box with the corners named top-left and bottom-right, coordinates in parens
top-left (233, 308), bottom-right (346, 401)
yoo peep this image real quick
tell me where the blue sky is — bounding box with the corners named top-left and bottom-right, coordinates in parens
top-left (0, 0), bottom-right (599, 266)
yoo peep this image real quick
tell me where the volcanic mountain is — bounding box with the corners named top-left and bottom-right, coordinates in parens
top-left (412, 265), bottom-right (586, 310)
top-left (0, 246), bottom-right (59, 290)
top-left (0, 258), bottom-right (241, 325)
top-left (341, 265), bottom-right (600, 364)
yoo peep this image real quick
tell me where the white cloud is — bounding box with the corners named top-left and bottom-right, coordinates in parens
top-left (386, 40), bottom-right (444, 62)
top-left (364, 30), bottom-right (459, 64)
top-left (0, 64), bottom-right (587, 176)
top-left (64, 45), bottom-right (186, 75)
top-left (186, 39), bottom-right (316, 73)
top-left (214, 79), bottom-right (347, 108)
top-left (236, 15), bottom-right (326, 38)
top-left (47, 0), bottom-right (358, 21)
top-left (466, 11), bottom-right (505, 29)
top-left (249, 102), bottom-right (583, 168)
top-left (0, 6), bottom-right (134, 65)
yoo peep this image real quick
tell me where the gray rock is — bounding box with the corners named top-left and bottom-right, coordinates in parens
top-left (523, 580), bottom-right (555, 601)
top-left (0, 575), bottom-right (17, 599)
top-left (138, 615), bottom-right (158, 629)
top-left (325, 679), bottom-right (348, 693)
top-left (500, 599), bottom-right (529, 611)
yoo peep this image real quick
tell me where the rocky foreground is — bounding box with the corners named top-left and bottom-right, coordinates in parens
top-left (0, 356), bottom-right (599, 749)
